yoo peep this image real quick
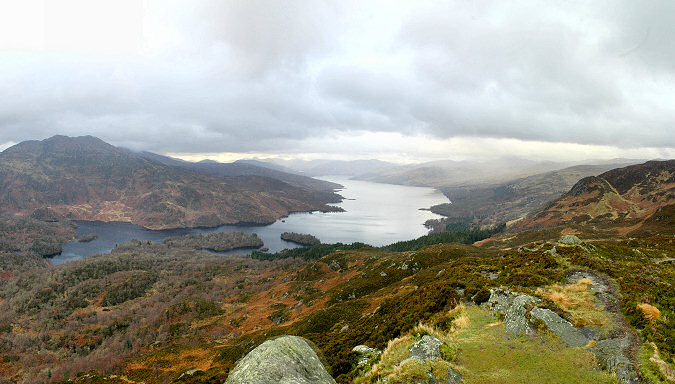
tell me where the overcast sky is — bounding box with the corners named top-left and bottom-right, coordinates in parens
top-left (0, 0), bottom-right (673, 163)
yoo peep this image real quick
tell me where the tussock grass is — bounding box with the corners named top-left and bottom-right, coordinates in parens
top-left (354, 306), bottom-right (465, 384)
top-left (536, 280), bottom-right (610, 327)
top-left (637, 303), bottom-right (661, 324)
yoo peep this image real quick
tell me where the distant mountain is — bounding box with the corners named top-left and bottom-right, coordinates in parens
top-left (234, 159), bottom-right (296, 173)
top-left (0, 136), bottom-right (342, 229)
top-left (429, 162), bottom-right (639, 227)
top-left (514, 160), bottom-right (675, 235)
top-left (138, 152), bottom-right (341, 192)
top-left (270, 159), bottom-right (395, 177)
top-left (355, 158), bottom-right (575, 188)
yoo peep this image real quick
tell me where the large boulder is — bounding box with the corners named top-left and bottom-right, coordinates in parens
top-left (224, 335), bottom-right (336, 384)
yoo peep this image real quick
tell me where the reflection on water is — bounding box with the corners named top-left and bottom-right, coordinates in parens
top-left (53, 177), bottom-right (448, 265)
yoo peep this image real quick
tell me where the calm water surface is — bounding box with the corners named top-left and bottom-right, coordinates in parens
top-left (53, 177), bottom-right (448, 265)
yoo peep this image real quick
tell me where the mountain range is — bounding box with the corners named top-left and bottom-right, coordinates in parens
top-left (0, 136), bottom-right (343, 229)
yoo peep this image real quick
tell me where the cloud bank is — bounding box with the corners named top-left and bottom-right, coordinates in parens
top-left (0, 0), bottom-right (673, 161)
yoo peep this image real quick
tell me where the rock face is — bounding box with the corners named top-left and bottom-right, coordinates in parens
top-left (504, 294), bottom-right (539, 336)
top-left (224, 336), bottom-right (336, 384)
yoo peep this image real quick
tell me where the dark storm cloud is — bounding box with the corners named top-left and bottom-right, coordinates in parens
top-left (0, 0), bottom-right (673, 155)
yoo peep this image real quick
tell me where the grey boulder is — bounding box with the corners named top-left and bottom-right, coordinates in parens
top-left (504, 294), bottom-right (539, 336)
top-left (409, 335), bottom-right (443, 361)
top-left (224, 335), bottom-right (336, 384)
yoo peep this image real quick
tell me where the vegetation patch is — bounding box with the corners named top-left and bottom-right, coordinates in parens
top-left (280, 232), bottom-right (321, 246)
top-left (163, 232), bottom-right (263, 252)
top-left (535, 279), bottom-right (611, 328)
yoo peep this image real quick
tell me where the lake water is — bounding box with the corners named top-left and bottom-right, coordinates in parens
top-left (52, 177), bottom-right (448, 265)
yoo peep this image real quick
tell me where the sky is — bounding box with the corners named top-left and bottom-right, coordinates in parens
top-left (0, 0), bottom-right (673, 163)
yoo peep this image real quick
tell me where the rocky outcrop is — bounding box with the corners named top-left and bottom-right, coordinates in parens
top-left (485, 289), bottom-right (540, 336)
top-left (486, 287), bottom-right (643, 383)
top-left (409, 335), bottom-right (443, 361)
top-left (224, 336), bottom-right (336, 384)
top-left (591, 337), bottom-right (639, 384)
top-left (529, 307), bottom-right (588, 347)
top-left (398, 336), bottom-right (463, 384)
top-left (487, 289), bottom-right (589, 345)
top-left (558, 234), bottom-right (582, 245)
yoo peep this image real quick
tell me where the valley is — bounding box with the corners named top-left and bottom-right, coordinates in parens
top-left (0, 138), bottom-right (673, 384)
top-left (2, 3), bottom-right (674, 383)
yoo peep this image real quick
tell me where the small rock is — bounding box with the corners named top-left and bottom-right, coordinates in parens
top-left (352, 345), bottom-right (379, 354)
top-left (340, 324), bottom-right (349, 333)
top-left (352, 345), bottom-right (381, 369)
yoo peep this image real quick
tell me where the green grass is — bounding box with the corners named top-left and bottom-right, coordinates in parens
top-left (451, 306), bottom-right (615, 384)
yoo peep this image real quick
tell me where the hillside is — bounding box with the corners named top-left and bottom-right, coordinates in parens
top-left (0, 232), bottom-right (672, 383)
top-left (0, 156), bottom-right (673, 384)
top-left (514, 160), bottom-right (675, 235)
top-left (428, 163), bottom-right (637, 229)
top-left (139, 152), bottom-right (341, 192)
top-left (0, 136), bottom-right (343, 229)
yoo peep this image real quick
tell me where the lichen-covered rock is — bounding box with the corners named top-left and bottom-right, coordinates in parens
top-left (504, 294), bottom-right (539, 336)
top-left (485, 288), bottom-right (517, 313)
top-left (224, 335), bottom-right (336, 384)
top-left (486, 289), bottom-right (540, 336)
top-left (529, 307), bottom-right (588, 347)
top-left (592, 337), bottom-right (640, 383)
top-left (445, 367), bottom-right (463, 383)
top-left (409, 335), bottom-right (443, 361)
top-left (558, 235), bottom-right (582, 245)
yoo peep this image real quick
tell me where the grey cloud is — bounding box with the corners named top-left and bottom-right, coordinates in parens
top-left (0, 0), bottom-right (673, 157)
